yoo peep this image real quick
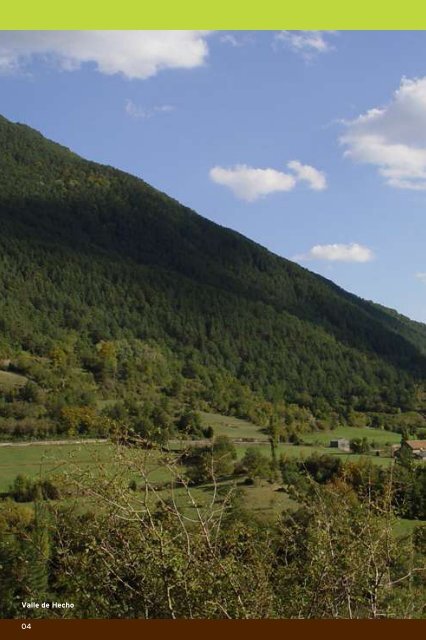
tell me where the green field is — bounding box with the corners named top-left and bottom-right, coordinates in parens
top-left (0, 442), bottom-right (284, 519)
top-left (0, 416), bottom-right (399, 493)
top-left (198, 414), bottom-right (403, 469)
top-left (199, 411), bottom-right (268, 440)
top-left (239, 482), bottom-right (298, 516)
top-left (231, 442), bottom-right (394, 468)
top-left (393, 518), bottom-right (426, 537)
top-left (302, 425), bottom-right (401, 447)
top-left (0, 442), bottom-right (112, 492)
top-left (0, 411), bottom-right (414, 518)
top-left (0, 440), bottom-right (311, 519)
top-left (0, 437), bottom-right (423, 531)
top-left (200, 412), bottom-right (403, 446)
top-left (0, 369), bottom-right (27, 391)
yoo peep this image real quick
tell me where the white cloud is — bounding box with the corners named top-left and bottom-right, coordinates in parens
top-left (209, 165), bottom-right (296, 202)
top-left (341, 77), bottom-right (426, 190)
top-left (125, 99), bottom-right (174, 119)
top-left (295, 243), bottom-right (374, 263)
top-left (416, 272), bottom-right (426, 283)
top-left (219, 33), bottom-right (255, 48)
top-left (209, 161), bottom-right (326, 201)
top-left (0, 31), bottom-right (211, 79)
top-left (287, 160), bottom-right (327, 190)
top-left (0, 54), bottom-right (19, 74)
top-left (275, 31), bottom-right (337, 58)
top-left (220, 34), bottom-right (241, 47)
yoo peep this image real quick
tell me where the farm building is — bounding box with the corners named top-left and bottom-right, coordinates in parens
top-left (393, 440), bottom-right (426, 462)
top-left (403, 440), bottom-right (426, 461)
top-left (329, 438), bottom-right (350, 452)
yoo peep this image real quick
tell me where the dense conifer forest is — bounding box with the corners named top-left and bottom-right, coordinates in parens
top-left (0, 114), bottom-right (425, 440)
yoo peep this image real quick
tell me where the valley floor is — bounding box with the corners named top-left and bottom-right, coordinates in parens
top-left (0, 412), bottom-right (423, 528)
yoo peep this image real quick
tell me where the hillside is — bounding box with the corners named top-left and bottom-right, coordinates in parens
top-left (0, 113), bottom-right (425, 429)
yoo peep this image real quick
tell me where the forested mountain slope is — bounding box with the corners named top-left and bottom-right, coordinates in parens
top-left (0, 114), bottom-right (425, 414)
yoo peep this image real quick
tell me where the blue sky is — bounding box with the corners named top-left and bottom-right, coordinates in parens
top-left (0, 30), bottom-right (425, 321)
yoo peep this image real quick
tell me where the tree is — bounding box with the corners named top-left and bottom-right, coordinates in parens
top-left (396, 441), bottom-right (414, 470)
top-left (236, 448), bottom-right (272, 483)
top-left (186, 435), bottom-right (237, 484)
top-left (96, 340), bottom-right (117, 380)
top-left (350, 437), bottom-right (371, 454)
top-left (0, 440), bottom-right (425, 619)
top-left (273, 479), bottom-right (424, 619)
top-left (27, 487), bottom-right (51, 605)
top-left (175, 409), bottom-right (203, 438)
top-left (268, 414), bottom-right (279, 468)
top-left (46, 441), bottom-right (273, 619)
top-left (0, 501), bottom-right (34, 618)
top-left (18, 381), bottom-right (40, 403)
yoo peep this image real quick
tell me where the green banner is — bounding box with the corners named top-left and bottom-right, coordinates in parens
top-left (1, 0), bottom-right (425, 29)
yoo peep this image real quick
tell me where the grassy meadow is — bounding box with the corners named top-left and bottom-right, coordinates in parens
top-left (0, 411), bottom-right (407, 522)
top-left (0, 369), bottom-right (27, 392)
top-left (0, 412), bottom-right (404, 497)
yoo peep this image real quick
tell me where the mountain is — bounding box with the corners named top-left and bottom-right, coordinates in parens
top-left (0, 114), bottom-right (425, 421)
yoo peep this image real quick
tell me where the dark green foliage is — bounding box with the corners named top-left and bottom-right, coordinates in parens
top-left (235, 448), bottom-right (273, 482)
top-left (279, 457), bottom-right (301, 487)
top-left (273, 482), bottom-right (424, 619)
top-left (185, 435), bottom-right (237, 484)
top-left (0, 502), bottom-right (35, 617)
top-left (175, 409), bottom-right (203, 438)
top-left (103, 398), bottom-right (174, 445)
top-left (1, 469), bottom-right (423, 619)
top-left (203, 425), bottom-right (214, 439)
top-left (9, 474), bottom-right (61, 502)
top-left (279, 451), bottom-right (426, 522)
top-left (279, 453), bottom-right (342, 489)
top-left (393, 464), bottom-right (426, 520)
top-left (27, 492), bottom-right (51, 604)
top-left (301, 453), bottom-right (343, 484)
top-left (350, 437), bottom-right (371, 454)
top-left (0, 113), bottom-right (424, 428)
